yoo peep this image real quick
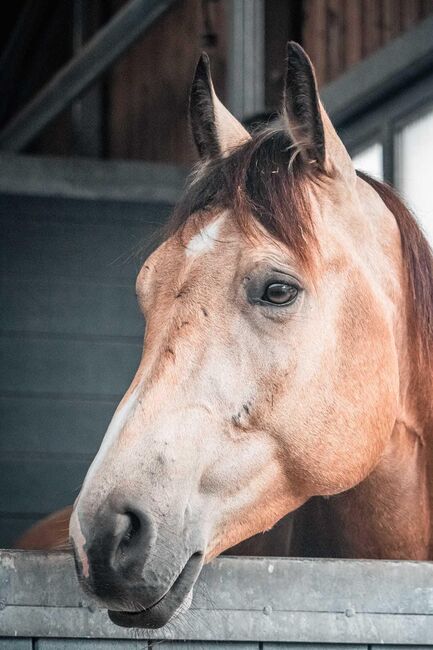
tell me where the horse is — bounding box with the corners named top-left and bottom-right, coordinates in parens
top-left (17, 43), bottom-right (433, 629)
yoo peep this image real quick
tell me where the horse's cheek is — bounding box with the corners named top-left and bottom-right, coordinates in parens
top-left (261, 324), bottom-right (398, 496)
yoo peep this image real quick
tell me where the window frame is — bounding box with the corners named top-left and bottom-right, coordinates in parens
top-left (338, 75), bottom-right (433, 185)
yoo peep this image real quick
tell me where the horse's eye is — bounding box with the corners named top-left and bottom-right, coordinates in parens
top-left (262, 282), bottom-right (298, 305)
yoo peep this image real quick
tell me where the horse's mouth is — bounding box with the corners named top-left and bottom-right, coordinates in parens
top-left (108, 552), bottom-right (203, 629)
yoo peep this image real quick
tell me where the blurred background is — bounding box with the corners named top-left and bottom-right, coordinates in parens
top-left (0, 0), bottom-right (432, 548)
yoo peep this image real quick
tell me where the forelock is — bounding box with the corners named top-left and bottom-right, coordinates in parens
top-left (168, 126), bottom-right (329, 272)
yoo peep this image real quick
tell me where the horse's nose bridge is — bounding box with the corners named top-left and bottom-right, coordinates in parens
top-left (73, 375), bottom-right (221, 559)
top-left (142, 296), bottom-right (226, 391)
top-left (125, 407), bottom-right (207, 479)
top-left (80, 402), bottom-right (207, 508)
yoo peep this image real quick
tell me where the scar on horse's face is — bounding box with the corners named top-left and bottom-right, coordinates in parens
top-left (69, 44), bottom-right (401, 628)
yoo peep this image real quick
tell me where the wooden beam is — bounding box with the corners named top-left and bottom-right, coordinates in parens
top-left (0, 0), bottom-right (177, 153)
top-left (321, 13), bottom-right (433, 125)
top-left (71, 0), bottom-right (105, 157)
top-left (0, 154), bottom-right (186, 204)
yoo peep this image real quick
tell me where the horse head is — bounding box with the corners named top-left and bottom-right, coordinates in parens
top-left (69, 44), bottom-right (416, 627)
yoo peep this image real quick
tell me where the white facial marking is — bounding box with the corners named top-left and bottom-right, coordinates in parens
top-left (69, 509), bottom-right (90, 578)
top-left (81, 385), bottom-right (140, 491)
top-left (70, 386), bottom-right (140, 567)
top-left (186, 214), bottom-right (224, 257)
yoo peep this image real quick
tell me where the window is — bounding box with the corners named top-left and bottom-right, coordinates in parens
top-left (338, 75), bottom-right (433, 244)
top-left (395, 106), bottom-right (433, 243)
top-left (352, 142), bottom-right (383, 180)
top-left (348, 108), bottom-right (433, 243)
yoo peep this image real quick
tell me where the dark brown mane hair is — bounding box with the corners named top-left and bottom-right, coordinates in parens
top-left (168, 128), bottom-right (326, 272)
top-left (167, 131), bottom-right (433, 374)
top-left (358, 171), bottom-right (433, 373)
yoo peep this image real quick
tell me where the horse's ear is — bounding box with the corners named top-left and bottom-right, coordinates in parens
top-left (190, 53), bottom-right (251, 159)
top-left (283, 42), bottom-right (355, 182)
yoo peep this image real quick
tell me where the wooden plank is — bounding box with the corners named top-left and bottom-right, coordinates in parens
top-left (0, 278), bottom-right (143, 338)
top-left (0, 458), bottom-right (90, 514)
top-left (0, 177), bottom-right (168, 553)
top-left (303, 0), bottom-right (327, 86)
top-left (0, 2), bottom-right (51, 127)
top-left (0, 338), bottom-right (141, 397)
top-left (0, 155), bottom-right (186, 204)
top-left (0, 197), bottom-right (161, 284)
top-left (401, 0), bottom-right (422, 31)
top-left (321, 13), bottom-right (433, 125)
top-left (383, 0), bottom-right (402, 44)
top-left (327, 0), bottom-right (345, 81)
top-left (264, 0), bottom-right (297, 110)
top-left (363, 0), bottom-right (382, 57)
top-left (344, 0), bottom-right (363, 67)
top-left (0, 396), bottom-right (113, 456)
top-left (421, 0), bottom-right (433, 18)
top-left (301, 0), bottom-right (431, 82)
top-left (2, 3), bottom-right (74, 160)
top-left (108, 0), bottom-right (225, 165)
top-left (71, 0), bottom-right (104, 159)
top-left (0, 0), bottom-right (178, 154)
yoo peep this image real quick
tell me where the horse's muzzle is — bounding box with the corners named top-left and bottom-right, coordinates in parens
top-left (70, 498), bottom-right (204, 628)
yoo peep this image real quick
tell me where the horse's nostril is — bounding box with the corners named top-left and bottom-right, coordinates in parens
top-left (112, 507), bottom-right (155, 576)
top-left (76, 500), bottom-right (157, 595)
top-left (122, 511), bottom-right (141, 546)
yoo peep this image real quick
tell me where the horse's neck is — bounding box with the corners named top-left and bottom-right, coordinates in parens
top-left (293, 419), bottom-right (431, 560)
top-left (394, 302), bottom-right (433, 558)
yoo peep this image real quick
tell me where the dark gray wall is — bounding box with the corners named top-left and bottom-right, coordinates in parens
top-left (0, 183), bottom-right (176, 547)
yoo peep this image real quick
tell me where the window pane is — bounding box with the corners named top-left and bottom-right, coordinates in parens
top-left (352, 142), bottom-right (383, 180)
top-left (397, 107), bottom-right (433, 244)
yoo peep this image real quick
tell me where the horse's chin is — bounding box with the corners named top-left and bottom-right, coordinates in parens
top-left (108, 587), bottom-right (194, 629)
top-left (108, 555), bottom-right (200, 629)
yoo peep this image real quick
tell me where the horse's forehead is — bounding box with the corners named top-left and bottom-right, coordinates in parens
top-left (147, 212), bottom-right (241, 275)
top-left (148, 182), bottom-right (391, 286)
top-left (185, 213), bottom-right (226, 257)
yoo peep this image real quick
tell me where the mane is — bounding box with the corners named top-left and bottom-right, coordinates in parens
top-left (168, 128), bottom-right (327, 272)
top-left (167, 130), bottom-right (433, 378)
top-left (358, 171), bottom-right (433, 374)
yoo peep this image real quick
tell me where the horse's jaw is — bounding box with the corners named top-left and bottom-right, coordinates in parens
top-left (107, 557), bottom-right (201, 629)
